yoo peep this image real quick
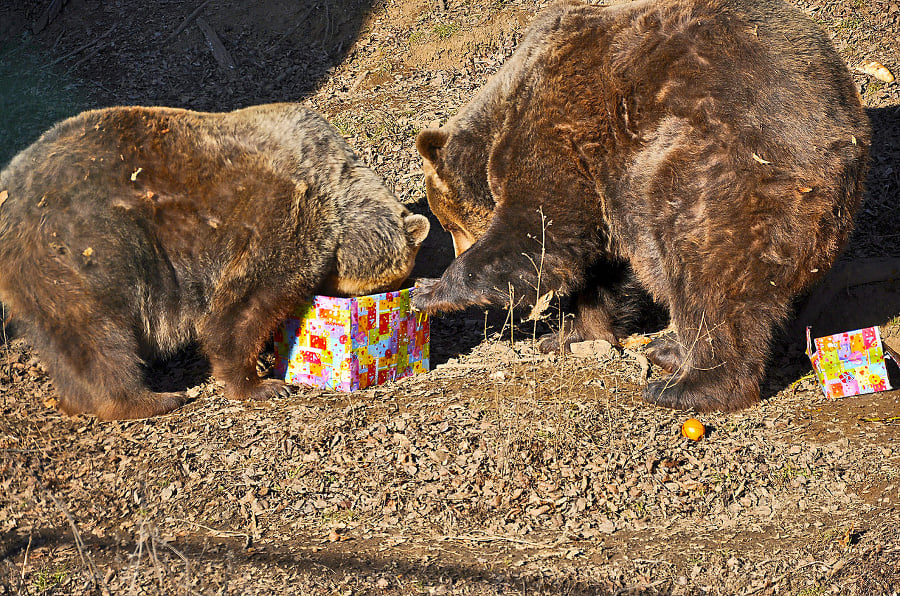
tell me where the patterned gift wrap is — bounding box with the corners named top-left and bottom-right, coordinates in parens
top-left (274, 287), bottom-right (429, 391)
top-left (806, 326), bottom-right (892, 399)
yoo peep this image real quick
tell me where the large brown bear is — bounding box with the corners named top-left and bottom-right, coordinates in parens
top-left (0, 103), bottom-right (429, 420)
top-left (413, 0), bottom-right (870, 412)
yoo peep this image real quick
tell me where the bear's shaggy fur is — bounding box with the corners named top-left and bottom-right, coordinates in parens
top-left (0, 103), bottom-right (429, 419)
top-left (414, 0), bottom-right (870, 412)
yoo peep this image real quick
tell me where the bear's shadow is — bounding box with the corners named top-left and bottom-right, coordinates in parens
top-left (143, 344), bottom-right (212, 394)
top-left (764, 105), bottom-right (900, 400)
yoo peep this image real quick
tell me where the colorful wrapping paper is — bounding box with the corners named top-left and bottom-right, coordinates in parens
top-left (806, 326), bottom-right (892, 399)
top-left (274, 287), bottom-right (429, 391)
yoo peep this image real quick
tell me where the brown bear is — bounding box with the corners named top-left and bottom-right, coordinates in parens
top-left (413, 0), bottom-right (870, 412)
top-left (0, 103), bottom-right (429, 420)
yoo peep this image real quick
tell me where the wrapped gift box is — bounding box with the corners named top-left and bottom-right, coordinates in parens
top-left (806, 326), bottom-right (892, 399)
top-left (274, 287), bottom-right (429, 391)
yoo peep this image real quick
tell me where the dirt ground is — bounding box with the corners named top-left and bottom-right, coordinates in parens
top-left (1, 0), bottom-right (899, 594)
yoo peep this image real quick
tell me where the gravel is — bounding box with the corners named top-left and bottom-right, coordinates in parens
top-left (2, 0), bottom-right (899, 593)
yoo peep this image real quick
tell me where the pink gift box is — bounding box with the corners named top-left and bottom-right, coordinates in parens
top-left (806, 326), bottom-right (892, 399)
top-left (273, 287), bottom-right (429, 391)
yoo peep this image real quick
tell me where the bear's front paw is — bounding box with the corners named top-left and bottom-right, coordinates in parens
top-left (645, 333), bottom-right (685, 374)
top-left (231, 379), bottom-right (292, 402)
top-left (537, 329), bottom-right (583, 354)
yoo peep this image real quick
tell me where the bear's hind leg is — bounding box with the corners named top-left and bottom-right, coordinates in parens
top-left (538, 287), bottom-right (623, 352)
top-left (26, 321), bottom-right (188, 420)
top-left (538, 261), bottom-right (643, 353)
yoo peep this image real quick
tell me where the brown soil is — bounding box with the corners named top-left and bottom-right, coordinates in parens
top-left (2, 0), bottom-right (900, 594)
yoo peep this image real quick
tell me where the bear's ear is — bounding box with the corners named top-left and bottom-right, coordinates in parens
top-left (416, 128), bottom-right (448, 165)
top-left (404, 213), bottom-right (430, 247)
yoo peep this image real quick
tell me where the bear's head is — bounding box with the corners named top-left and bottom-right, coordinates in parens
top-left (326, 204), bottom-right (430, 297)
top-left (416, 128), bottom-right (495, 257)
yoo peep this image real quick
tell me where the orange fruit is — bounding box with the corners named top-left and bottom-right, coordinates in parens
top-left (682, 418), bottom-right (705, 441)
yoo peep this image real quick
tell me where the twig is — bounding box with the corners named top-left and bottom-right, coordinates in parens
top-left (742, 560), bottom-right (824, 596)
top-left (163, 0), bottom-right (214, 44)
top-left (20, 534), bottom-right (32, 584)
top-left (439, 534), bottom-right (555, 548)
top-left (50, 24), bottom-right (117, 65)
top-left (32, 0), bottom-right (68, 34)
top-left (159, 541), bottom-right (193, 595)
top-left (631, 558), bottom-right (675, 566)
top-left (173, 518), bottom-right (250, 540)
top-left (196, 16), bottom-right (237, 74)
top-left (67, 38), bottom-right (116, 72)
top-left (129, 522), bottom-right (146, 593)
top-left (615, 579), bottom-right (666, 594)
top-left (275, 5), bottom-right (317, 46)
top-left (858, 415), bottom-right (900, 423)
top-left (49, 494), bottom-right (110, 595)
top-left (148, 524), bottom-right (165, 590)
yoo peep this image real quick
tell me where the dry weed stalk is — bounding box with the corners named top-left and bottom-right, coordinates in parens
top-left (126, 485), bottom-right (192, 595)
top-left (20, 533), bottom-right (32, 588)
top-left (48, 493), bottom-right (110, 595)
top-left (128, 518), bottom-right (193, 594)
top-left (2, 303), bottom-right (10, 410)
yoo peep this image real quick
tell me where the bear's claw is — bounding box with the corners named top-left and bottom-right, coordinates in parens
top-left (645, 333), bottom-right (685, 375)
top-left (643, 377), bottom-right (758, 412)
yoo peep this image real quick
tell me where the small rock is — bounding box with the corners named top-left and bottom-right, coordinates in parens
top-left (597, 519), bottom-right (616, 534)
top-left (569, 340), bottom-right (614, 359)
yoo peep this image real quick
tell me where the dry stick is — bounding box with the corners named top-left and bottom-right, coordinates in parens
top-left (149, 525), bottom-right (165, 591)
top-left (196, 16), bottom-right (236, 73)
top-left (2, 303), bottom-right (10, 409)
top-left (67, 43), bottom-right (108, 72)
top-left (32, 0), bottom-right (67, 34)
top-left (173, 518), bottom-right (250, 540)
top-left (163, 0), bottom-right (214, 44)
top-left (128, 523), bottom-right (146, 593)
top-left (742, 560), bottom-right (824, 596)
top-left (50, 24), bottom-right (117, 65)
top-left (439, 534), bottom-right (555, 548)
top-left (49, 494), bottom-right (109, 595)
top-left (615, 579), bottom-right (666, 595)
top-left (20, 534), bottom-right (32, 585)
top-left (158, 541), bottom-right (192, 595)
top-left (274, 5), bottom-right (317, 46)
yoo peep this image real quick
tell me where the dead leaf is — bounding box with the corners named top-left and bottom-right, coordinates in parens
top-left (0, 190), bottom-right (7, 207)
top-left (858, 60), bottom-right (895, 83)
top-left (82, 247), bottom-right (94, 258)
top-left (131, 167), bottom-right (143, 181)
top-left (751, 153), bottom-right (771, 165)
top-left (622, 335), bottom-right (651, 349)
top-left (527, 290), bottom-right (554, 321)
